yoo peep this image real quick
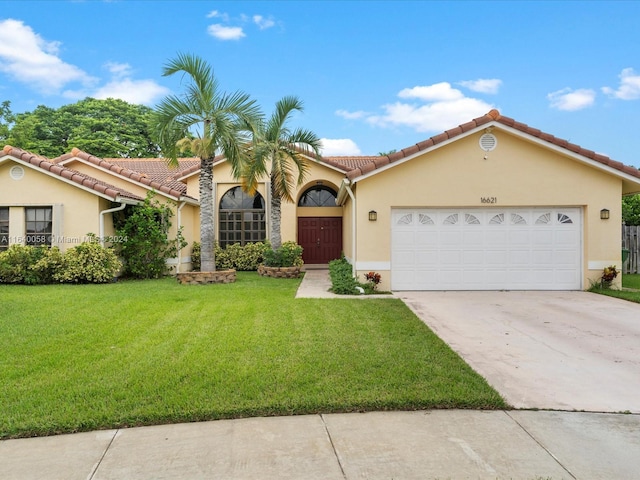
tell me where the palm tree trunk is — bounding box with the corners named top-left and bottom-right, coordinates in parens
top-left (200, 157), bottom-right (216, 271)
top-left (270, 179), bottom-right (282, 249)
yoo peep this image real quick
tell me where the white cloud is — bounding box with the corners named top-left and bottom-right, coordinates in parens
top-left (320, 138), bottom-right (362, 156)
top-left (458, 78), bottom-right (502, 94)
top-left (0, 19), bottom-right (96, 93)
top-left (336, 109), bottom-right (369, 120)
top-left (602, 67), bottom-right (640, 100)
top-left (207, 24), bottom-right (246, 40)
top-left (253, 15), bottom-right (275, 30)
top-left (547, 88), bottom-right (596, 111)
top-left (206, 10), bottom-right (229, 21)
top-left (104, 61), bottom-right (133, 80)
top-left (398, 82), bottom-right (464, 102)
top-left (360, 82), bottom-right (493, 133)
top-left (93, 78), bottom-right (169, 105)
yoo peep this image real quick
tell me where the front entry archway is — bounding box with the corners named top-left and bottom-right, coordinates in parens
top-left (298, 217), bottom-right (342, 264)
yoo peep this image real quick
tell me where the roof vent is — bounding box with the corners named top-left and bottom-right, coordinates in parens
top-left (9, 165), bottom-right (24, 180)
top-left (479, 133), bottom-right (497, 152)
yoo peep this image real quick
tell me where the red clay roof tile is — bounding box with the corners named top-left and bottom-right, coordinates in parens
top-left (2, 145), bottom-right (144, 201)
top-left (343, 110), bottom-right (640, 182)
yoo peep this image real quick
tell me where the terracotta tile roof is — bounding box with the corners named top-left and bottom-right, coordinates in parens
top-left (345, 109), bottom-right (640, 181)
top-left (54, 148), bottom-right (188, 199)
top-left (171, 154), bottom-right (227, 181)
top-left (2, 145), bottom-right (144, 202)
top-left (322, 156), bottom-right (378, 171)
top-left (103, 158), bottom-right (200, 193)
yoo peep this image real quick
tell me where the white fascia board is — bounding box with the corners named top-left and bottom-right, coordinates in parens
top-left (336, 179), bottom-right (351, 206)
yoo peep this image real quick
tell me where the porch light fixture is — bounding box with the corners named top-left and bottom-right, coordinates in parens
top-left (368, 210), bottom-right (377, 222)
top-left (600, 208), bottom-right (610, 220)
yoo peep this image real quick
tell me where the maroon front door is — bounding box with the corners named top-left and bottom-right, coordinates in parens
top-left (298, 217), bottom-right (342, 264)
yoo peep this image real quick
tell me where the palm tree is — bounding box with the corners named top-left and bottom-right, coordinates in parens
top-left (153, 53), bottom-right (262, 272)
top-left (242, 96), bottom-right (322, 249)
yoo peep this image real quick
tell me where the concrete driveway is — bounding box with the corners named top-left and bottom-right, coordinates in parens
top-left (396, 291), bottom-right (640, 413)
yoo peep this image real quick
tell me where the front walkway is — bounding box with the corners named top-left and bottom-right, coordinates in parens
top-left (295, 269), bottom-right (394, 299)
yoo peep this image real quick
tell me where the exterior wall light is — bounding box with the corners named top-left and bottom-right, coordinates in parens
top-left (368, 210), bottom-right (377, 222)
top-left (600, 208), bottom-right (610, 220)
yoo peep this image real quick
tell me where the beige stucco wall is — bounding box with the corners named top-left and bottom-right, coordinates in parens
top-left (351, 129), bottom-right (628, 291)
top-left (0, 161), bottom-right (111, 252)
top-left (186, 158), bottom-right (346, 250)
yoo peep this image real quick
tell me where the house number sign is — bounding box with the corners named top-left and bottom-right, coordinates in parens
top-left (480, 197), bottom-right (497, 204)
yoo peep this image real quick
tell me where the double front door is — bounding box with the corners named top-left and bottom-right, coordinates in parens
top-left (297, 217), bottom-right (342, 265)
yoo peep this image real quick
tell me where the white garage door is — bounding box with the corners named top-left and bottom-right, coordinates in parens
top-left (391, 208), bottom-right (582, 291)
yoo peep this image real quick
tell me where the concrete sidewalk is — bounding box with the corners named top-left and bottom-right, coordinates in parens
top-left (2, 410), bottom-right (639, 479)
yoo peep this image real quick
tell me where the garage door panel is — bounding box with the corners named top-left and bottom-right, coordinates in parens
top-left (416, 231), bottom-right (438, 245)
top-left (509, 230), bottom-right (531, 245)
top-left (532, 249), bottom-right (554, 264)
top-left (391, 207), bottom-right (582, 290)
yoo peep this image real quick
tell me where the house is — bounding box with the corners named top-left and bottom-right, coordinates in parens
top-left (0, 145), bottom-right (199, 273)
top-left (2, 110), bottom-right (640, 290)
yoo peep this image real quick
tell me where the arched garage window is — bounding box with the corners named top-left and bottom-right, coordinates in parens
top-left (298, 185), bottom-right (337, 207)
top-left (219, 187), bottom-right (266, 248)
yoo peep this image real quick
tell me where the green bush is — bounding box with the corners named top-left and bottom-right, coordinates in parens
top-left (0, 242), bottom-right (120, 285)
top-left (263, 241), bottom-right (304, 268)
top-left (32, 247), bottom-right (65, 284)
top-left (191, 241), bottom-right (268, 271)
top-left (53, 241), bottom-right (122, 283)
top-left (191, 241), bottom-right (201, 271)
top-left (328, 257), bottom-right (359, 294)
top-left (0, 245), bottom-right (51, 285)
top-left (115, 193), bottom-right (186, 279)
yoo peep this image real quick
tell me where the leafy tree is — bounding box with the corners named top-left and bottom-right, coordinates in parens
top-left (7, 98), bottom-right (160, 158)
top-left (153, 53), bottom-right (262, 272)
top-left (0, 100), bottom-right (14, 143)
top-left (242, 96), bottom-right (321, 248)
top-left (623, 194), bottom-right (640, 225)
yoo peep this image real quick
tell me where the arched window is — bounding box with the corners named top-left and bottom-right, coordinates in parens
top-left (219, 187), bottom-right (265, 248)
top-left (298, 185), bottom-right (338, 207)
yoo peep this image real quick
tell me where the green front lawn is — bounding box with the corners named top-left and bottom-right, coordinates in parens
top-left (0, 273), bottom-right (506, 439)
top-left (590, 274), bottom-right (640, 303)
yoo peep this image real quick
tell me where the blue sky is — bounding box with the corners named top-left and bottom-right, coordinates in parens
top-left (1, 0), bottom-right (639, 167)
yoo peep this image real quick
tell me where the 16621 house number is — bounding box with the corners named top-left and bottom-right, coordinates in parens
top-left (480, 196), bottom-right (497, 204)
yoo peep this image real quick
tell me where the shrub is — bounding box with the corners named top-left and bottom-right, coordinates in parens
top-left (115, 193), bottom-right (186, 279)
top-left (191, 241), bottom-right (268, 271)
top-left (32, 247), bottom-right (65, 284)
top-left (0, 241), bottom-right (120, 285)
top-left (329, 257), bottom-right (359, 294)
top-left (191, 241), bottom-right (201, 271)
top-left (53, 241), bottom-right (122, 283)
top-left (0, 245), bottom-right (51, 285)
top-left (263, 241), bottom-right (303, 268)
top-left (364, 271), bottom-right (381, 291)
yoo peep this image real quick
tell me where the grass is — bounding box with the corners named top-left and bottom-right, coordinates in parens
top-left (0, 273), bottom-right (506, 439)
top-left (589, 273), bottom-right (640, 303)
top-left (622, 273), bottom-right (640, 290)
